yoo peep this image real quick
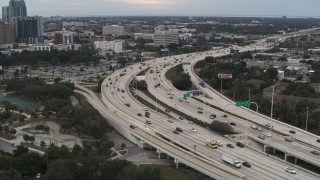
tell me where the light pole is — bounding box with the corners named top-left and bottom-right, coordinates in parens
top-left (271, 86), bottom-right (274, 119)
top-left (306, 107), bottom-right (309, 131)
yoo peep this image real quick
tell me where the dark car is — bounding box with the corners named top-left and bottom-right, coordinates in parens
top-left (242, 162), bottom-right (251, 168)
top-left (137, 113), bottom-right (142, 116)
top-left (130, 125), bottom-right (135, 129)
top-left (146, 120), bottom-right (151, 125)
top-left (145, 111), bottom-right (150, 116)
top-left (198, 110), bottom-right (203, 114)
top-left (125, 103), bottom-right (130, 107)
top-left (165, 109), bottom-right (170, 113)
top-left (226, 144), bottom-right (234, 148)
top-left (236, 142), bottom-right (245, 148)
top-left (176, 127), bottom-right (183, 132)
top-left (311, 150), bottom-right (320, 155)
top-left (209, 114), bottom-right (216, 119)
top-left (222, 114), bottom-right (228, 118)
top-left (179, 116), bottom-right (184, 120)
top-left (230, 122), bottom-right (236, 126)
top-left (317, 139), bottom-right (320, 143)
top-left (289, 130), bottom-right (296, 134)
top-left (121, 90), bottom-right (125, 93)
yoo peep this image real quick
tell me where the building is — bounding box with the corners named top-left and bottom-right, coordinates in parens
top-left (102, 25), bottom-right (126, 36)
top-left (2, 6), bottom-right (9, 22)
top-left (0, 22), bottom-right (15, 44)
top-left (94, 40), bottom-right (123, 54)
top-left (125, 24), bottom-right (143, 34)
top-left (134, 33), bottom-right (154, 40)
top-left (277, 70), bottom-right (285, 81)
top-left (54, 31), bottom-right (74, 45)
top-left (154, 25), bottom-right (165, 32)
top-left (2, 0), bottom-right (27, 23)
top-left (154, 30), bottom-right (179, 47)
top-left (12, 16), bottom-right (44, 44)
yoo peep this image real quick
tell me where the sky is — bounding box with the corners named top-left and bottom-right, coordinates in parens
top-left (1, 0), bottom-right (320, 17)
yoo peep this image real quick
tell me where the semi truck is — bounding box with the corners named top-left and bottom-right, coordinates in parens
top-left (206, 140), bottom-right (218, 149)
top-left (222, 154), bottom-right (241, 168)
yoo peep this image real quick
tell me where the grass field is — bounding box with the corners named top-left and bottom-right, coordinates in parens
top-left (139, 164), bottom-right (190, 180)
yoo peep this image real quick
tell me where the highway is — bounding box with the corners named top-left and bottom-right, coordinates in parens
top-left (75, 28), bottom-right (320, 179)
top-left (98, 51), bottom-right (319, 179)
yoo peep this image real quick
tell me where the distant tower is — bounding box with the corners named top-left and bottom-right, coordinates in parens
top-left (5, 0), bottom-right (27, 23)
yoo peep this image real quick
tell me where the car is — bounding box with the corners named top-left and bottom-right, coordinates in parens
top-left (176, 127), bottom-right (183, 132)
top-left (179, 116), bottom-right (184, 120)
top-left (190, 128), bottom-right (197, 132)
top-left (189, 121), bottom-right (194, 124)
top-left (242, 162), bottom-right (251, 168)
top-left (169, 96), bottom-right (173, 99)
top-left (198, 107), bottom-right (203, 110)
top-left (146, 120), bottom-right (151, 125)
top-left (209, 114), bottom-right (216, 119)
top-left (197, 110), bottom-right (203, 114)
top-left (173, 130), bottom-right (179, 134)
top-left (143, 108), bottom-right (148, 111)
top-left (154, 84), bottom-right (158, 88)
top-left (130, 125), bottom-right (136, 129)
top-left (121, 89), bottom-right (125, 93)
top-left (11, 143), bottom-right (17, 147)
top-left (221, 114), bottom-right (228, 118)
top-left (214, 141), bottom-right (223, 146)
top-left (185, 99), bottom-right (189, 103)
top-left (286, 167), bottom-right (296, 174)
top-left (230, 122), bottom-right (236, 126)
top-left (265, 133), bottom-right (272, 137)
top-left (265, 123), bottom-right (273, 129)
top-left (167, 119), bottom-right (174, 123)
top-left (258, 134), bottom-right (265, 140)
top-left (178, 98), bottom-right (183, 102)
top-left (311, 150), bottom-right (320, 155)
top-left (117, 88), bottom-right (120, 91)
top-left (165, 109), bottom-right (170, 113)
top-left (137, 113), bottom-right (142, 116)
top-left (125, 103), bottom-right (131, 107)
top-left (226, 144), bottom-right (234, 148)
top-left (317, 139), bottom-right (320, 143)
top-left (289, 130), bottom-right (296, 134)
top-left (236, 142), bottom-right (245, 148)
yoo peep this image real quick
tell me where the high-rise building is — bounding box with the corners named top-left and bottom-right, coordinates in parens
top-left (154, 30), bottom-right (179, 47)
top-left (2, 6), bottom-right (9, 22)
top-left (12, 16), bottom-right (44, 44)
top-left (102, 25), bottom-right (126, 36)
top-left (0, 22), bottom-right (15, 44)
top-left (54, 31), bottom-right (74, 45)
top-left (2, 0), bottom-right (27, 23)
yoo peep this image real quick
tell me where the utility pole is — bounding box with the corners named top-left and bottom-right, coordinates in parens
top-left (306, 107), bottom-right (309, 131)
top-left (271, 86), bottom-right (274, 119)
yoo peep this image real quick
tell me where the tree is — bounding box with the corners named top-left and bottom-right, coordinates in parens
top-left (9, 128), bottom-right (16, 135)
top-left (44, 159), bottom-right (80, 180)
top-left (13, 152), bottom-right (46, 176)
top-left (209, 121), bottom-right (234, 134)
top-left (266, 68), bottom-right (278, 80)
top-left (29, 136), bottom-right (35, 145)
top-left (72, 144), bottom-right (82, 155)
top-left (13, 145), bottom-right (28, 157)
top-left (44, 144), bottom-right (71, 161)
top-left (40, 141), bottom-right (46, 148)
top-left (23, 134), bottom-right (30, 143)
top-left (3, 125), bottom-right (9, 134)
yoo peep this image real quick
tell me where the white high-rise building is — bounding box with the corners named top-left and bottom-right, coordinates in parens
top-left (94, 40), bottom-right (123, 54)
top-left (102, 25), bottom-right (125, 36)
top-left (154, 30), bottom-right (179, 47)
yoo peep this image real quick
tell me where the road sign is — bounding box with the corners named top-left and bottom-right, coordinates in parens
top-left (236, 101), bottom-right (251, 107)
top-left (218, 73), bottom-right (233, 79)
top-left (183, 92), bottom-right (190, 98)
top-left (183, 62), bottom-right (191, 65)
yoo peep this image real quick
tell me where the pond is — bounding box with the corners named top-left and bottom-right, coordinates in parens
top-left (0, 94), bottom-right (39, 109)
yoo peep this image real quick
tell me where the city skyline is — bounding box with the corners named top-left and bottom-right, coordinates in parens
top-left (0, 0), bottom-right (320, 17)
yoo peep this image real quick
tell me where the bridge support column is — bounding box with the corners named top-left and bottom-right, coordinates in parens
top-left (167, 155), bottom-right (169, 159)
top-left (295, 157), bottom-right (298, 164)
top-left (263, 145), bottom-right (266, 152)
top-left (273, 148), bottom-right (276, 154)
top-left (156, 149), bottom-right (161, 159)
top-left (284, 153), bottom-right (288, 161)
top-left (140, 140), bottom-right (144, 149)
top-left (174, 158), bottom-right (179, 169)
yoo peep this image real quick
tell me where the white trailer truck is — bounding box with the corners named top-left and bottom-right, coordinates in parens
top-left (222, 154), bottom-right (241, 168)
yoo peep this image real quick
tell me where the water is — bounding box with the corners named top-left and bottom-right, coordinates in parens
top-left (0, 94), bottom-right (38, 109)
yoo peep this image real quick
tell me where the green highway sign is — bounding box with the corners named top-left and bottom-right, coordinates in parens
top-left (183, 62), bottom-right (191, 65)
top-left (236, 101), bottom-right (251, 107)
top-left (183, 92), bottom-right (191, 98)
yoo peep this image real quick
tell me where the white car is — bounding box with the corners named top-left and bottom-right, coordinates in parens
top-left (286, 167), bottom-right (296, 174)
top-left (189, 121), bottom-right (194, 124)
top-left (190, 128), bottom-right (197, 132)
top-left (143, 108), bottom-right (148, 111)
top-left (214, 141), bottom-right (223, 146)
top-left (265, 133), bottom-right (272, 137)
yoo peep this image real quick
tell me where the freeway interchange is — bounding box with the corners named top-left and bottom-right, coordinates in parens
top-left (76, 29), bottom-right (320, 180)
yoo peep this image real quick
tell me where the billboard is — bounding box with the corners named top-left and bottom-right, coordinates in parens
top-left (218, 73), bottom-right (233, 79)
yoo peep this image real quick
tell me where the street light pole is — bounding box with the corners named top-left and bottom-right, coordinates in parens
top-left (271, 86), bottom-right (274, 119)
top-left (306, 107), bottom-right (309, 131)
